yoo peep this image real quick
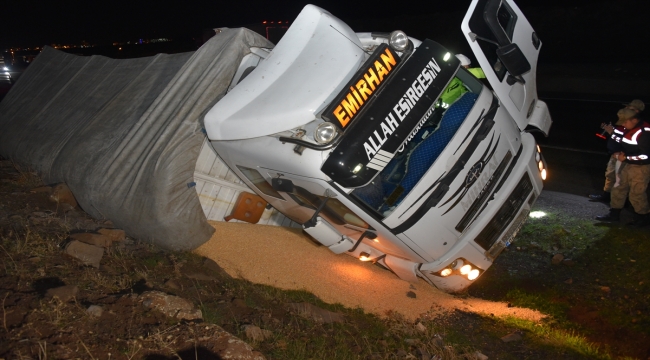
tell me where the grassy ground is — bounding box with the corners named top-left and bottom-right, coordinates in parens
top-left (469, 208), bottom-right (650, 359)
top-left (1, 159), bottom-right (649, 359)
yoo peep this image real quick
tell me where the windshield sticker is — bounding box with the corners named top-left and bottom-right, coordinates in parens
top-left (365, 59), bottom-right (442, 163)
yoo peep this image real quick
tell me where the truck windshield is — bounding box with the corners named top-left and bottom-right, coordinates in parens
top-left (351, 67), bottom-right (483, 219)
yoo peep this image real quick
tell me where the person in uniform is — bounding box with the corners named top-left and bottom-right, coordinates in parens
top-left (589, 99), bottom-right (645, 202)
top-left (596, 109), bottom-right (650, 226)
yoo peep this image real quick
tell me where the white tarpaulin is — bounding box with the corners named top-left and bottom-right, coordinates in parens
top-left (0, 28), bottom-right (274, 250)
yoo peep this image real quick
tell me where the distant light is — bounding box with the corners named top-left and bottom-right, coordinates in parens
top-left (529, 211), bottom-right (546, 218)
top-left (262, 20), bottom-right (267, 24)
top-left (2, 67), bottom-right (7, 71)
top-left (443, 52), bottom-right (451, 61)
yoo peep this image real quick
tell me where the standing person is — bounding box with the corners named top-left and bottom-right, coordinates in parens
top-left (596, 109), bottom-right (650, 226)
top-left (589, 99), bottom-right (645, 202)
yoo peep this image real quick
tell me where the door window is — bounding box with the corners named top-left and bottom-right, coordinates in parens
top-left (468, 0), bottom-right (518, 81)
top-left (289, 186), bottom-right (368, 229)
top-left (237, 166), bottom-right (283, 200)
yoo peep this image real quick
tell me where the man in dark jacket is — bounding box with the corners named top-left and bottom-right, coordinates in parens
top-left (596, 109), bottom-right (650, 226)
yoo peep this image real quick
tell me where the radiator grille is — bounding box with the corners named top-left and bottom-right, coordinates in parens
top-left (474, 173), bottom-right (533, 251)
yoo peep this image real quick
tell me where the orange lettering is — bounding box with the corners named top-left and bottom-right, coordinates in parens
top-left (334, 105), bottom-right (350, 127)
top-left (380, 48), bottom-right (397, 70)
top-left (350, 86), bottom-right (364, 106)
top-left (355, 79), bottom-right (372, 100)
top-left (364, 68), bottom-right (380, 91)
top-left (374, 60), bottom-right (389, 81)
top-left (341, 93), bottom-right (359, 118)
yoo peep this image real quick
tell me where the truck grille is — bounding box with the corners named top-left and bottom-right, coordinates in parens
top-left (474, 173), bottom-right (533, 251)
top-left (456, 150), bottom-right (512, 232)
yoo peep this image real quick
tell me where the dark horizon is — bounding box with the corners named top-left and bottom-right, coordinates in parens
top-left (2, 0), bottom-right (638, 48)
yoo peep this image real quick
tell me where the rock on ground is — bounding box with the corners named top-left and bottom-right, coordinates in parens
top-left (140, 290), bottom-right (203, 321)
top-left (49, 183), bottom-right (78, 208)
top-left (64, 240), bottom-right (104, 268)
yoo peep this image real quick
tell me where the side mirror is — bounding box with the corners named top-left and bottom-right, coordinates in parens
top-left (496, 43), bottom-right (531, 77)
top-left (271, 178), bottom-right (295, 193)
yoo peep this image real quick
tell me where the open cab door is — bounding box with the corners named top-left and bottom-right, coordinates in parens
top-left (461, 0), bottom-right (551, 135)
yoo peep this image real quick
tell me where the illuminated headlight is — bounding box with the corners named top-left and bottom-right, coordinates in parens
top-left (468, 269), bottom-right (480, 280)
top-left (314, 122), bottom-right (338, 144)
top-left (389, 31), bottom-right (409, 52)
top-left (434, 258), bottom-right (482, 280)
top-left (538, 160), bottom-right (543, 171)
top-left (359, 252), bottom-right (372, 261)
top-left (2, 67), bottom-right (8, 71)
top-left (459, 264), bottom-right (472, 275)
top-left (541, 168), bottom-right (547, 180)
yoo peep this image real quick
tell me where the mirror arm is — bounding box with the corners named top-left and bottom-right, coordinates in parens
top-left (468, 32), bottom-right (500, 47)
top-left (303, 197), bottom-right (330, 228)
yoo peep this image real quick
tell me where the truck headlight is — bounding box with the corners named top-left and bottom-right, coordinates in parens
top-left (389, 31), bottom-right (409, 52)
top-left (314, 122), bottom-right (338, 144)
top-left (535, 145), bottom-right (547, 180)
top-left (468, 269), bottom-right (480, 280)
top-left (434, 258), bottom-right (482, 281)
top-left (459, 264), bottom-right (472, 275)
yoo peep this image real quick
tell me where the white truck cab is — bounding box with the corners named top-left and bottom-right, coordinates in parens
top-left (202, 0), bottom-right (551, 292)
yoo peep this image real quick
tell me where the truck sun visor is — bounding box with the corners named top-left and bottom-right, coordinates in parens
top-left (321, 40), bottom-right (460, 188)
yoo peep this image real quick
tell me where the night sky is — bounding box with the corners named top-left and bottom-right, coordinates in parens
top-left (3, 0), bottom-right (648, 64)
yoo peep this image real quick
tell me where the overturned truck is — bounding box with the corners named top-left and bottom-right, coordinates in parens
top-left (0, 0), bottom-right (551, 292)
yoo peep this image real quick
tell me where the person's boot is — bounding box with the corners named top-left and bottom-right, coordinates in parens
top-left (595, 208), bottom-right (621, 222)
top-left (589, 191), bottom-right (611, 203)
top-left (628, 212), bottom-right (650, 227)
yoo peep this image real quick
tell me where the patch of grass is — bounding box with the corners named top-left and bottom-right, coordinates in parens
top-left (141, 253), bottom-right (165, 269)
top-left (12, 162), bottom-right (44, 189)
top-left (517, 211), bottom-right (607, 254)
top-left (199, 302), bottom-right (223, 324)
top-left (473, 206), bottom-right (650, 359)
top-left (497, 316), bottom-right (608, 359)
top-left (505, 288), bottom-right (569, 322)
